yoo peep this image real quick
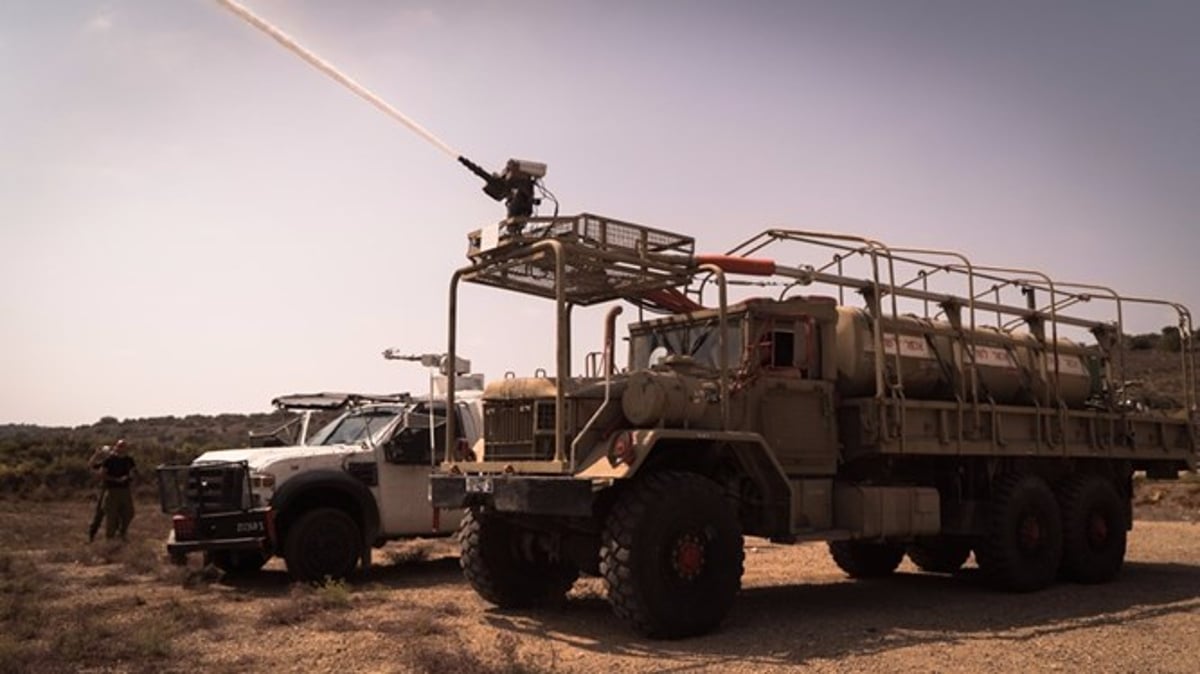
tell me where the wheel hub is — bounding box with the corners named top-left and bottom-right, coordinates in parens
top-left (672, 533), bottom-right (706, 581)
top-left (1018, 514), bottom-right (1042, 553)
top-left (1087, 512), bottom-right (1109, 549)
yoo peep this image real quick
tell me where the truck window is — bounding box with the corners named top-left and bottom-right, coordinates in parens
top-left (384, 404), bottom-right (462, 464)
top-left (630, 317), bottom-right (743, 371)
top-left (756, 318), bottom-right (819, 377)
top-left (770, 330), bottom-right (795, 367)
top-left (307, 407), bottom-right (401, 446)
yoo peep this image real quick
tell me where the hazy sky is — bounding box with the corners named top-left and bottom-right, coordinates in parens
top-left (2, 0), bottom-right (1198, 426)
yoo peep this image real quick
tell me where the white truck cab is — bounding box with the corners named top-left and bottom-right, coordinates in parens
top-left (158, 377), bottom-right (484, 582)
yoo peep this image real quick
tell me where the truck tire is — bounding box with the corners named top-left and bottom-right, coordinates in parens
top-left (600, 471), bottom-right (743, 639)
top-left (975, 473), bottom-right (1062, 592)
top-left (459, 510), bottom-right (578, 608)
top-left (828, 540), bottom-right (906, 578)
top-left (907, 537), bottom-right (972, 573)
top-left (1057, 475), bottom-right (1126, 584)
top-left (206, 550), bottom-right (268, 576)
top-left (283, 507), bottom-right (361, 583)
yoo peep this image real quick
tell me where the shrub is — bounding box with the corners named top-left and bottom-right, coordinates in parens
top-left (312, 577), bottom-right (352, 609)
top-left (1128, 333), bottom-right (1158, 351)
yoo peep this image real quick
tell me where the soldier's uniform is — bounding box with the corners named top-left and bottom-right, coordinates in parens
top-left (87, 445), bottom-right (112, 542)
top-left (100, 442), bottom-right (137, 540)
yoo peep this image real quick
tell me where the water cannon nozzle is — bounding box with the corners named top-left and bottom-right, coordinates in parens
top-left (457, 156), bottom-right (547, 218)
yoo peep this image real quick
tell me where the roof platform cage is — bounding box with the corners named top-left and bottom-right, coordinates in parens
top-left (463, 213), bottom-right (697, 306)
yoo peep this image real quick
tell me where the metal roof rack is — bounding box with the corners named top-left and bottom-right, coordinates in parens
top-left (463, 213), bottom-right (696, 306)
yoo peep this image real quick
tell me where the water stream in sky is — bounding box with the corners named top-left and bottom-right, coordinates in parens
top-left (216, 0), bottom-right (461, 160)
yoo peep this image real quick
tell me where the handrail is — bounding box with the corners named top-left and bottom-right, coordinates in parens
top-left (721, 227), bottom-right (1196, 428)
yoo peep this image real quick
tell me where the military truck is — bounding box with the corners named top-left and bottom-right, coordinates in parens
top-left (430, 214), bottom-right (1197, 638)
top-left (158, 363), bottom-right (484, 582)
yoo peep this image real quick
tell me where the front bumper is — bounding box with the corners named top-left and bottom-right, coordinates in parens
top-left (166, 508), bottom-right (272, 557)
top-left (431, 474), bottom-right (596, 518)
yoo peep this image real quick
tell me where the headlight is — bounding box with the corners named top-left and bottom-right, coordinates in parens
top-left (249, 471), bottom-right (276, 490)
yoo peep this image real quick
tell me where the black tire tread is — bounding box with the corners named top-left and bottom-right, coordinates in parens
top-left (828, 540), bottom-right (906, 578)
top-left (600, 471), bottom-right (744, 639)
top-left (906, 537), bottom-right (972, 574)
top-left (283, 507), bottom-right (361, 583)
top-left (975, 473), bottom-right (1062, 592)
top-left (459, 510), bottom-right (578, 609)
top-left (1058, 474), bottom-right (1127, 584)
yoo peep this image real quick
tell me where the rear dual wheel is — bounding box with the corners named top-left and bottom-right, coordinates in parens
top-left (1057, 475), bottom-right (1126, 584)
top-left (975, 474), bottom-right (1062, 592)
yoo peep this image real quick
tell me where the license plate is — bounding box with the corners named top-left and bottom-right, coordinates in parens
top-left (465, 476), bottom-right (494, 494)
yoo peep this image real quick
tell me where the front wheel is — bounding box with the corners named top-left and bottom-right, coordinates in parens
top-left (459, 510), bottom-right (579, 608)
top-left (283, 508), bottom-right (361, 583)
top-left (600, 471), bottom-right (744, 639)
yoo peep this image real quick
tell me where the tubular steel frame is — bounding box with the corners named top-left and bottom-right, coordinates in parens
top-left (444, 217), bottom-right (1196, 468)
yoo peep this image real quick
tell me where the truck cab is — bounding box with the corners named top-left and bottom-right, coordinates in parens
top-left (158, 383), bottom-right (483, 581)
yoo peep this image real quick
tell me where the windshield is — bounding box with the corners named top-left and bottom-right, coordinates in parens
top-left (306, 406), bottom-right (403, 446)
top-left (630, 317), bottom-right (743, 371)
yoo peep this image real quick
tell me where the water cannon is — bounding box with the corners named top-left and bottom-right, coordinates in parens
top-left (382, 349), bottom-right (471, 377)
top-left (458, 157), bottom-right (547, 219)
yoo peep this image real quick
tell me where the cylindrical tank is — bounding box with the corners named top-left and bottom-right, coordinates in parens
top-left (622, 370), bottom-right (713, 427)
top-left (834, 307), bottom-right (1095, 407)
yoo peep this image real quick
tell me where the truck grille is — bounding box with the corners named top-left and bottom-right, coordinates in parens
top-left (483, 400), bottom-right (556, 461)
top-left (157, 461), bottom-right (250, 514)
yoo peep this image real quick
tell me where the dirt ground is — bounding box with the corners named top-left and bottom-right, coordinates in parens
top-left (2, 481), bottom-right (1199, 674)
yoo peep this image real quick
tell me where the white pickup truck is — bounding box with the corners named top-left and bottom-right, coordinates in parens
top-left (157, 380), bottom-right (483, 582)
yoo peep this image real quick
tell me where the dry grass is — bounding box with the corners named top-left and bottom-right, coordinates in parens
top-left (1, 494), bottom-right (1196, 673)
top-left (0, 634), bottom-right (29, 674)
top-left (0, 553), bottom-right (51, 642)
top-left (259, 578), bottom-right (355, 626)
top-left (386, 539), bottom-right (439, 565)
top-left (161, 596), bottom-right (221, 631)
top-left (399, 630), bottom-right (560, 674)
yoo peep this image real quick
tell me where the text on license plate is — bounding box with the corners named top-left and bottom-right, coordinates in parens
top-left (465, 476), bottom-right (493, 494)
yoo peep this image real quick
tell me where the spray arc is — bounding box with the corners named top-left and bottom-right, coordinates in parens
top-left (215, 0), bottom-right (549, 219)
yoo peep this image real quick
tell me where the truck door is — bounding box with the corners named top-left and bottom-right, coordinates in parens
top-left (752, 317), bottom-right (838, 475)
top-left (374, 406), bottom-right (463, 536)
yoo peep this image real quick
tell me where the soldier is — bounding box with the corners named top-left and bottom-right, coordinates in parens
top-left (99, 439), bottom-right (138, 540)
top-left (86, 444), bottom-right (112, 542)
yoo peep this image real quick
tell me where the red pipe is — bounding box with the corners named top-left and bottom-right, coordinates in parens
top-left (696, 254), bottom-right (776, 276)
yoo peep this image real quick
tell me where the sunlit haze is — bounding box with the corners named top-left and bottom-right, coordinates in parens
top-left (2, 0), bottom-right (1198, 426)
